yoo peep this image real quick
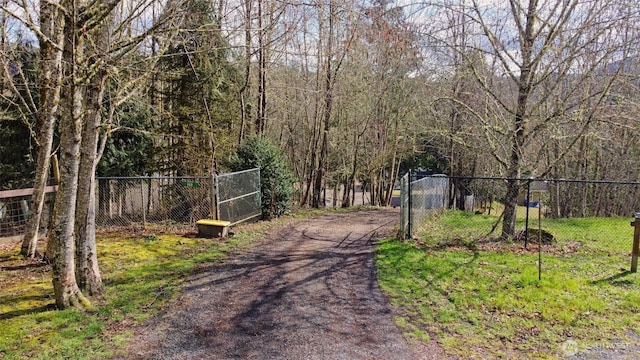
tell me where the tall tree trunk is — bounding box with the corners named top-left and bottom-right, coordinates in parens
top-left (312, 123), bottom-right (329, 208)
top-left (312, 0), bottom-right (334, 209)
top-left (301, 131), bottom-right (317, 207)
top-left (238, 0), bottom-right (252, 143)
top-left (302, 67), bottom-right (322, 207)
top-left (342, 131), bottom-right (360, 208)
top-left (75, 64), bottom-right (106, 295)
top-left (50, 1), bottom-right (91, 309)
top-left (255, 0), bottom-right (265, 134)
top-left (500, 0), bottom-right (536, 240)
top-left (383, 116), bottom-right (402, 206)
top-left (501, 99), bottom-right (526, 239)
top-left (341, 176), bottom-right (351, 208)
top-left (20, 1), bottom-right (66, 259)
top-left (50, 102), bottom-right (91, 306)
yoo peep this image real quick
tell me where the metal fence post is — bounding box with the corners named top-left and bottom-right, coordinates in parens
top-left (142, 179), bottom-right (147, 226)
top-left (631, 213), bottom-right (640, 273)
top-left (400, 173), bottom-right (407, 240)
top-left (525, 179), bottom-right (532, 248)
top-left (408, 170), bottom-right (412, 239)
top-left (538, 189), bottom-right (543, 280)
top-left (211, 173), bottom-right (219, 220)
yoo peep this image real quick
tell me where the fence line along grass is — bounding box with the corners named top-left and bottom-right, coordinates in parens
top-left (376, 210), bottom-right (640, 359)
top-left (418, 207), bottom-right (634, 255)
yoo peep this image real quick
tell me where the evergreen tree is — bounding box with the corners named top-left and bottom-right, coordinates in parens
top-left (97, 97), bottom-right (154, 177)
top-left (156, 0), bottom-right (241, 176)
top-left (229, 135), bottom-right (296, 219)
top-left (0, 42), bottom-right (40, 189)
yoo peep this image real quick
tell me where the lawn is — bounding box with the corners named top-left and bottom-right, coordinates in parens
top-left (0, 217), bottom-right (289, 360)
top-left (376, 209), bottom-right (640, 358)
top-left (0, 206), bottom-right (348, 360)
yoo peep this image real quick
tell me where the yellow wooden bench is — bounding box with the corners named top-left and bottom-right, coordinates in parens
top-left (196, 219), bottom-right (231, 238)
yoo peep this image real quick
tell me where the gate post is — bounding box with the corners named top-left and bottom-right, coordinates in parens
top-left (211, 172), bottom-right (220, 221)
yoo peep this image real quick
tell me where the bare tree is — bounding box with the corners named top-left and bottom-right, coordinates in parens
top-left (310, 0), bottom-right (359, 208)
top-left (266, 0), bottom-right (421, 208)
top-left (74, 18), bottom-right (111, 296)
top-left (1, 0), bottom-right (184, 308)
top-left (427, 0), bottom-right (635, 239)
top-left (2, 0), bottom-right (66, 259)
top-left (47, 0), bottom-right (92, 308)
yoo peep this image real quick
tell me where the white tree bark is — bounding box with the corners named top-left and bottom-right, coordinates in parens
top-left (18, 0), bottom-right (65, 258)
top-left (49, 0), bottom-right (91, 309)
top-left (75, 62), bottom-right (107, 296)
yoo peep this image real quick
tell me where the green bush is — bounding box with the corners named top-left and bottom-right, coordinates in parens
top-left (229, 135), bottom-right (296, 219)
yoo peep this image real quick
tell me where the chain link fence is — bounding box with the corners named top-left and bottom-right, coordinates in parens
top-left (97, 169), bottom-right (261, 228)
top-left (96, 176), bottom-right (212, 227)
top-left (0, 187), bottom-right (56, 240)
top-left (216, 168), bottom-right (261, 225)
top-left (401, 175), bottom-right (640, 260)
top-left (400, 172), bottom-right (449, 239)
top-left (0, 169), bottom-right (261, 241)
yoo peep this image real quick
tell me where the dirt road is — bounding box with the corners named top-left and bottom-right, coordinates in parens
top-left (124, 208), bottom-right (435, 360)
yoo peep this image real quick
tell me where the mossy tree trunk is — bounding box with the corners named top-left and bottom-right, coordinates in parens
top-left (49, 0), bottom-right (91, 309)
top-left (75, 32), bottom-right (108, 295)
top-left (20, 0), bottom-right (66, 259)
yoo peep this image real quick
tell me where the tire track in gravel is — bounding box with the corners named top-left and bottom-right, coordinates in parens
top-left (124, 208), bottom-right (434, 360)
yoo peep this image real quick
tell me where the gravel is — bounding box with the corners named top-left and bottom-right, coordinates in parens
top-left (566, 331), bottom-right (640, 359)
top-left (124, 208), bottom-right (443, 360)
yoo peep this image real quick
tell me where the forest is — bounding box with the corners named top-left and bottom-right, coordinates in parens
top-left (1, 0), bottom-right (639, 309)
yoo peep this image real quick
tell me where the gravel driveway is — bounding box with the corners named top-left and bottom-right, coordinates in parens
top-left (124, 208), bottom-right (440, 360)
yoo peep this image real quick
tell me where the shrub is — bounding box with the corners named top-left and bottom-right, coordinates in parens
top-left (228, 135), bottom-right (296, 219)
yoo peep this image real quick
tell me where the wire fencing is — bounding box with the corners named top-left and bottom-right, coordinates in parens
top-left (401, 175), bottom-right (640, 263)
top-left (0, 169), bottom-right (261, 241)
top-left (400, 172), bottom-right (449, 239)
top-left (0, 187), bottom-right (56, 240)
top-left (97, 168), bottom-right (261, 228)
top-left (216, 168), bottom-right (261, 225)
top-left (96, 176), bottom-right (212, 227)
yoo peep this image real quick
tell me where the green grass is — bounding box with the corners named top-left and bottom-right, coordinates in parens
top-left (543, 217), bottom-right (633, 254)
top-left (0, 213), bottom-right (302, 360)
top-left (3, 207), bottom-right (636, 359)
top-left (418, 208), bottom-right (633, 254)
top-left (377, 210), bottom-right (640, 358)
top-left (0, 206), bottom-right (363, 359)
